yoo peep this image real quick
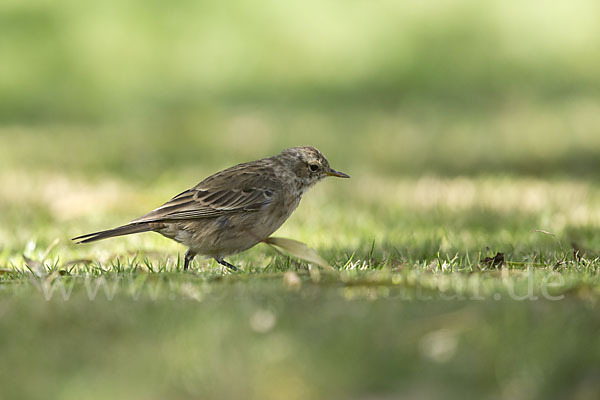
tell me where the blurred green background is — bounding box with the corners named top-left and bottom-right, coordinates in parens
top-left (2, 1), bottom-right (600, 400)
top-left (2, 0), bottom-right (600, 179)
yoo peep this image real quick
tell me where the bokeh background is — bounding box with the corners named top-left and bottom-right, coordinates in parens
top-left (2, 0), bottom-right (600, 178)
top-left (2, 1), bottom-right (600, 399)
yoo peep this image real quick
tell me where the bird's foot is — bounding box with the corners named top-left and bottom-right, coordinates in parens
top-left (215, 258), bottom-right (238, 271)
top-left (184, 250), bottom-right (197, 271)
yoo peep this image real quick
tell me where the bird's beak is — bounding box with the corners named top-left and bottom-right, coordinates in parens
top-left (326, 169), bottom-right (350, 178)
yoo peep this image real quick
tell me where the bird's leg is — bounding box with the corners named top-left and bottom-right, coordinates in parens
top-left (184, 250), bottom-right (197, 270)
top-left (215, 257), bottom-right (238, 271)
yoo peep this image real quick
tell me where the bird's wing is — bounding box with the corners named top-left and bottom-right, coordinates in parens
top-left (130, 186), bottom-right (277, 223)
top-left (130, 163), bottom-right (281, 224)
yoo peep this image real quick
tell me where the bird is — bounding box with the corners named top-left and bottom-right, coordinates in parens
top-left (72, 146), bottom-right (350, 271)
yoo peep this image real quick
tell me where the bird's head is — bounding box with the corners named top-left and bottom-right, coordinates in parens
top-left (279, 146), bottom-right (350, 190)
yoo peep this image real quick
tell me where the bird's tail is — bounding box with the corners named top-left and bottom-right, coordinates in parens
top-left (72, 223), bottom-right (153, 244)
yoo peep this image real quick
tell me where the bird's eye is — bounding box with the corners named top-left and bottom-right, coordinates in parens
top-left (309, 164), bottom-right (319, 172)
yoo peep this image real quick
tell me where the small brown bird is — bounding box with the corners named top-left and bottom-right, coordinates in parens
top-left (73, 146), bottom-right (349, 271)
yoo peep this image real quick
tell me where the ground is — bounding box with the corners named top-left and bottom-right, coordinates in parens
top-left (1, 102), bottom-right (599, 400)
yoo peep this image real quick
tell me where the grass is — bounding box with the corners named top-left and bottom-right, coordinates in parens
top-left (2, 117), bottom-right (600, 398)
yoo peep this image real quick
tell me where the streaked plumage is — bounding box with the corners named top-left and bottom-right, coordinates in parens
top-left (73, 146), bottom-right (349, 270)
